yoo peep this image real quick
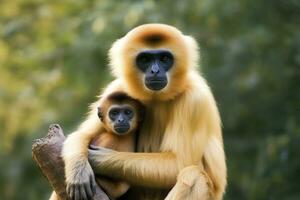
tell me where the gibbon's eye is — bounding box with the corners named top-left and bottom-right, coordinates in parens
top-left (109, 108), bottom-right (120, 120)
top-left (123, 108), bottom-right (134, 119)
top-left (136, 53), bottom-right (152, 72)
top-left (111, 110), bottom-right (119, 115)
top-left (124, 109), bottom-right (133, 116)
top-left (141, 56), bottom-right (151, 64)
top-left (159, 52), bottom-right (174, 71)
top-left (160, 55), bottom-right (170, 63)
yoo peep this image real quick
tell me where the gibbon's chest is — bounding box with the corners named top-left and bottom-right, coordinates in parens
top-left (137, 101), bottom-right (172, 152)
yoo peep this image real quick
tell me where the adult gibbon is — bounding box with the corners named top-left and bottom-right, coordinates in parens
top-left (62, 24), bottom-right (227, 200)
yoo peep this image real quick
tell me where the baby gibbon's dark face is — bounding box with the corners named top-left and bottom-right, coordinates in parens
top-left (108, 106), bottom-right (134, 134)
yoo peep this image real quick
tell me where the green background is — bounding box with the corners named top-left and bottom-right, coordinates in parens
top-left (0, 0), bottom-right (299, 199)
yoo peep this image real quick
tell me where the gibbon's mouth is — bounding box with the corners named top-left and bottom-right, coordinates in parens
top-left (114, 125), bottom-right (130, 134)
top-left (145, 78), bottom-right (167, 91)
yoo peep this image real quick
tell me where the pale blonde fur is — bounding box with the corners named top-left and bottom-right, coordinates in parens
top-left (50, 85), bottom-right (140, 200)
top-left (62, 81), bottom-right (123, 186)
top-left (61, 24), bottom-right (226, 200)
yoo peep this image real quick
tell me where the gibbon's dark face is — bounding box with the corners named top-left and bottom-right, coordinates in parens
top-left (108, 106), bottom-right (134, 134)
top-left (136, 49), bottom-right (174, 91)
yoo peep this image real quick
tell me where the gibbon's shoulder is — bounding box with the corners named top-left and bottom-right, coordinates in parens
top-left (182, 71), bottom-right (213, 103)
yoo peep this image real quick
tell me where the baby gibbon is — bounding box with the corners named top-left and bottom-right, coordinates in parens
top-left (90, 91), bottom-right (144, 199)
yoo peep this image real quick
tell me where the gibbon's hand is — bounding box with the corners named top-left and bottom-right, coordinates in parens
top-left (88, 145), bottom-right (116, 170)
top-left (66, 160), bottom-right (97, 200)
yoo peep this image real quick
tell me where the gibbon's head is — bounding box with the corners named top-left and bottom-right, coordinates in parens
top-left (97, 92), bottom-right (144, 135)
top-left (109, 24), bottom-right (199, 101)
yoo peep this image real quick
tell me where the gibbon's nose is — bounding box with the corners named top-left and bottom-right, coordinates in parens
top-left (151, 63), bottom-right (160, 74)
top-left (117, 116), bottom-right (124, 123)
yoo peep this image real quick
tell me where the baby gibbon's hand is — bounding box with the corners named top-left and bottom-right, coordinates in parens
top-left (66, 160), bottom-right (96, 200)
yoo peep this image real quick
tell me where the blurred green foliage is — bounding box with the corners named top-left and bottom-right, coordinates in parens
top-left (0, 0), bottom-right (299, 199)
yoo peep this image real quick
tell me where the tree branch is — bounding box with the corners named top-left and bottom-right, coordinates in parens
top-left (32, 124), bottom-right (110, 200)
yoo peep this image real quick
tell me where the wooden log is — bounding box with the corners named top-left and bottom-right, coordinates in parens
top-left (32, 124), bottom-right (110, 200)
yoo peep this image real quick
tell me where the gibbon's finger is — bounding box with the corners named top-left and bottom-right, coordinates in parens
top-left (89, 144), bottom-right (101, 150)
top-left (88, 149), bottom-right (99, 155)
top-left (68, 185), bottom-right (75, 200)
top-left (84, 180), bottom-right (93, 199)
top-left (80, 184), bottom-right (88, 200)
top-left (66, 184), bottom-right (70, 196)
top-left (91, 146), bottom-right (114, 153)
top-left (74, 185), bottom-right (80, 200)
top-left (90, 174), bottom-right (97, 194)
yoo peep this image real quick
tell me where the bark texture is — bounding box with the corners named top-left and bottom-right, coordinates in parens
top-left (32, 124), bottom-right (110, 200)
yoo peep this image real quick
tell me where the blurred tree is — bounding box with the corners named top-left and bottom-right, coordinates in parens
top-left (0, 0), bottom-right (299, 199)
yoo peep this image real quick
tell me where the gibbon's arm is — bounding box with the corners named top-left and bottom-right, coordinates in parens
top-left (88, 148), bottom-right (178, 188)
top-left (62, 108), bottom-right (102, 163)
top-left (62, 104), bottom-right (103, 199)
top-left (63, 81), bottom-right (126, 200)
top-left (63, 80), bottom-right (123, 167)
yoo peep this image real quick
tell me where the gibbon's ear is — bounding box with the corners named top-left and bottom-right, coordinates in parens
top-left (97, 107), bottom-right (104, 122)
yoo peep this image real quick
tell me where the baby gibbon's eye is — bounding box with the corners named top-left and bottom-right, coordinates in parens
top-left (111, 110), bottom-right (119, 115)
top-left (124, 109), bottom-right (133, 115)
top-left (109, 108), bottom-right (120, 120)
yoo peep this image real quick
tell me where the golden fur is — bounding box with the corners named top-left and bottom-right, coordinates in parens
top-left (61, 24), bottom-right (226, 200)
top-left (50, 92), bottom-right (143, 200)
top-left (109, 24), bottom-right (198, 101)
top-left (91, 92), bottom-right (143, 199)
